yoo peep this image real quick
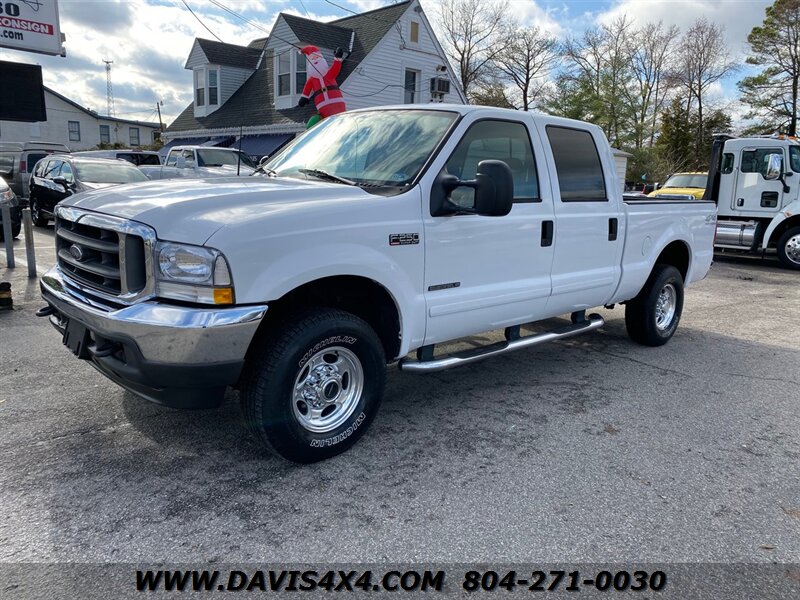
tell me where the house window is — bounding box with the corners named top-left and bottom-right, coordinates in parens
top-left (296, 55), bottom-right (307, 94)
top-left (195, 69), bottom-right (205, 107)
top-left (152, 130), bottom-right (160, 144)
top-left (68, 121), bottom-right (81, 142)
top-left (130, 128), bottom-right (140, 146)
top-left (208, 69), bottom-right (219, 105)
top-left (404, 69), bottom-right (420, 103)
top-left (410, 21), bottom-right (419, 44)
top-left (278, 51), bottom-right (291, 96)
top-left (99, 125), bottom-right (110, 144)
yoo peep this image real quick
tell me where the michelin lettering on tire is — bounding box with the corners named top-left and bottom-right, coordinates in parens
top-left (298, 335), bottom-right (357, 367)
top-left (310, 412), bottom-right (367, 447)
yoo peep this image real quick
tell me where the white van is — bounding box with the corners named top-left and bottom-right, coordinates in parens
top-left (0, 141), bottom-right (71, 199)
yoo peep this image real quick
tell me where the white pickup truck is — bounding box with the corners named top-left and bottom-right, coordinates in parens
top-left (140, 145), bottom-right (256, 180)
top-left (39, 105), bottom-right (716, 463)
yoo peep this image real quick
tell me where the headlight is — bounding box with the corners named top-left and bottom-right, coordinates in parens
top-left (0, 188), bottom-right (15, 205)
top-left (155, 241), bottom-right (234, 305)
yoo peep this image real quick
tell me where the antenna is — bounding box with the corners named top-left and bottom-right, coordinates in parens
top-left (103, 59), bottom-right (115, 118)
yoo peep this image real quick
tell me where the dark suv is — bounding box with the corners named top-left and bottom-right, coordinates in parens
top-left (28, 156), bottom-right (149, 227)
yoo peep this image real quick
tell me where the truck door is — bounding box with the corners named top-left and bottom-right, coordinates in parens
top-left (733, 147), bottom-right (785, 214)
top-left (539, 124), bottom-right (624, 314)
top-left (422, 118), bottom-right (555, 345)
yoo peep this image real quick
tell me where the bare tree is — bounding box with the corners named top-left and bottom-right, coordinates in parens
top-left (622, 22), bottom-right (680, 149)
top-left (493, 26), bottom-right (558, 111)
top-left (675, 18), bottom-right (738, 153)
top-left (436, 0), bottom-right (510, 100)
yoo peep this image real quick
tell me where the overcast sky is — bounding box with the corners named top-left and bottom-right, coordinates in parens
top-left (0, 0), bottom-right (775, 127)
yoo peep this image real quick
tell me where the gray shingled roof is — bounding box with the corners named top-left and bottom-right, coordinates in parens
top-left (197, 39), bottom-right (262, 69)
top-left (167, 1), bottom-right (413, 135)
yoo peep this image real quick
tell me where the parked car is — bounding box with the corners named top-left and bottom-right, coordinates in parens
top-left (28, 156), bottom-right (149, 227)
top-left (140, 146), bottom-right (256, 180)
top-left (40, 105), bottom-right (716, 463)
top-left (648, 172), bottom-right (708, 199)
top-left (0, 176), bottom-right (21, 241)
top-left (72, 149), bottom-right (162, 166)
top-left (0, 141), bottom-right (71, 199)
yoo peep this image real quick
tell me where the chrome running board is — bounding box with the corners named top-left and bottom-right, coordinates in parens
top-left (398, 313), bottom-right (605, 373)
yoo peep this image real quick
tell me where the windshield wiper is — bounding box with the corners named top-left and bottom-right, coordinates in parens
top-left (251, 163), bottom-right (277, 177)
top-left (298, 168), bottom-right (357, 186)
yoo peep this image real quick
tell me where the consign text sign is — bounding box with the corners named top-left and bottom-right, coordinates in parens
top-left (0, 1), bottom-right (64, 56)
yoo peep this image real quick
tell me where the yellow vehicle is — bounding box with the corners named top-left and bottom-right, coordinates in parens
top-left (648, 172), bottom-right (708, 199)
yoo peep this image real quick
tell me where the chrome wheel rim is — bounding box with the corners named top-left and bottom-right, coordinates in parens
top-left (292, 346), bottom-right (363, 433)
top-left (655, 283), bottom-right (677, 331)
top-left (785, 234), bottom-right (800, 265)
top-left (31, 201), bottom-right (40, 222)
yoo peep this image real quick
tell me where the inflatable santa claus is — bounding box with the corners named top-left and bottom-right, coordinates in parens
top-left (297, 45), bottom-right (347, 121)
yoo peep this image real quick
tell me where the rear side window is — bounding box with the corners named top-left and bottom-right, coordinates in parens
top-left (25, 153), bottom-right (49, 173)
top-left (546, 126), bottom-right (607, 201)
top-left (721, 153), bottom-right (734, 174)
top-left (445, 120), bottom-right (539, 202)
top-left (137, 154), bottom-right (161, 166)
top-left (117, 153), bottom-right (137, 164)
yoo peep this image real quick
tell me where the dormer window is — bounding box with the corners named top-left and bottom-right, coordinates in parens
top-left (195, 68), bottom-right (205, 107)
top-left (208, 69), bottom-right (219, 105)
top-left (278, 51), bottom-right (291, 96)
top-left (296, 56), bottom-right (306, 93)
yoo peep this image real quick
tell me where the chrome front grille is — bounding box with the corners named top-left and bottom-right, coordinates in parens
top-left (55, 206), bottom-right (156, 304)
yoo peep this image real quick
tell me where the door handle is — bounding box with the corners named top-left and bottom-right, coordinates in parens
top-left (541, 220), bottom-right (553, 247)
top-left (608, 217), bottom-right (618, 241)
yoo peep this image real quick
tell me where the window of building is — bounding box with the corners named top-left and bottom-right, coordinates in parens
top-left (741, 148), bottom-right (784, 177)
top-left (195, 68), bottom-right (205, 107)
top-left (208, 69), bottom-right (219, 105)
top-left (99, 124), bottom-right (110, 144)
top-left (404, 69), bottom-right (420, 103)
top-left (445, 120), bottom-right (539, 205)
top-left (68, 121), bottom-right (81, 142)
top-left (296, 55), bottom-right (307, 94)
top-left (129, 128), bottom-right (140, 146)
top-left (546, 125), bottom-right (607, 201)
top-left (410, 21), bottom-right (419, 44)
top-left (278, 51), bottom-right (291, 96)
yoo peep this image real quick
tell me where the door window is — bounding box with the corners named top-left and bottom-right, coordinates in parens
top-left (59, 162), bottom-right (75, 183)
top-left (740, 148), bottom-right (783, 177)
top-left (43, 160), bottom-right (62, 179)
top-left (546, 126), bottom-right (607, 201)
top-left (444, 120), bottom-right (540, 204)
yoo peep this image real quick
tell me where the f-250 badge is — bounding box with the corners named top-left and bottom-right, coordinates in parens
top-left (389, 233), bottom-right (420, 246)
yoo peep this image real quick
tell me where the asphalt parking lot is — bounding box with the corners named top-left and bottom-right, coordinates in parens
top-left (1, 228), bottom-right (799, 597)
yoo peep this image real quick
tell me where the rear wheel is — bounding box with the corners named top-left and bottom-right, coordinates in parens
top-left (241, 308), bottom-right (386, 463)
top-left (776, 226), bottom-right (800, 270)
top-left (625, 264), bottom-right (684, 346)
top-left (30, 199), bottom-right (48, 227)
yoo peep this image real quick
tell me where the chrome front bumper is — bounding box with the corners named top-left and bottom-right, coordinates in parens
top-left (40, 266), bottom-right (268, 408)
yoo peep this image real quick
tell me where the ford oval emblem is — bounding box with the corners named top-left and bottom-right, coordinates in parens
top-left (69, 244), bottom-right (84, 261)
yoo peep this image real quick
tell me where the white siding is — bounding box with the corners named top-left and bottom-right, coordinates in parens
top-left (185, 42), bottom-right (208, 69)
top-left (0, 90), bottom-right (159, 151)
top-left (340, 4), bottom-right (464, 110)
top-left (266, 17), bottom-right (301, 111)
top-left (220, 65), bottom-right (253, 105)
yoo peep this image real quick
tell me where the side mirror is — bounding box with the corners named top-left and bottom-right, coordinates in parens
top-left (430, 160), bottom-right (514, 217)
top-left (52, 176), bottom-right (69, 189)
top-left (474, 160), bottom-right (513, 217)
top-left (765, 154), bottom-right (783, 180)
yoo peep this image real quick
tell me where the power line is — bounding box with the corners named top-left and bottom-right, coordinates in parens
top-left (179, 0), bottom-right (223, 42)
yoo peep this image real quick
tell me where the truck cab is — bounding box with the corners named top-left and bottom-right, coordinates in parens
top-left (705, 134), bottom-right (800, 269)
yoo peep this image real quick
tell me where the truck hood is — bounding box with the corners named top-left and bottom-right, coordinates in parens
top-left (649, 187), bottom-right (705, 199)
top-left (60, 176), bottom-right (372, 243)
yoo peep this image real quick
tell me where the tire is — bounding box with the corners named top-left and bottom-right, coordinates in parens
top-left (776, 226), bottom-right (800, 270)
top-left (241, 308), bottom-right (386, 463)
top-left (30, 199), bottom-right (48, 227)
top-left (625, 264), bottom-right (684, 347)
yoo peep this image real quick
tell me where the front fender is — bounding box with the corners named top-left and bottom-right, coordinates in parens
top-left (762, 200), bottom-right (800, 248)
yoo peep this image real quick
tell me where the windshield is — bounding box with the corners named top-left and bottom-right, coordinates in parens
top-left (264, 110), bottom-right (459, 186)
top-left (663, 174), bottom-right (707, 189)
top-left (75, 162), bottom-right (149, 184)
top-left (196, 149), bottom-right (255, 168)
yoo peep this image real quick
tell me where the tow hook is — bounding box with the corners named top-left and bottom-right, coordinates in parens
top-left (36, 305), bottom-right (55, 317)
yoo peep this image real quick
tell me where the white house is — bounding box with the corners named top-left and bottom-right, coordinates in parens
top-left (164, 1), bottom-right (465, 158)
top-left (0, 87), bottom-right (160, 151)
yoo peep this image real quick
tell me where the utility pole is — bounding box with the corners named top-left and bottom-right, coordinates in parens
top-left (156, 100), bottom-right (164, 135)
top-left (103, 59), bottom-right (115, 118)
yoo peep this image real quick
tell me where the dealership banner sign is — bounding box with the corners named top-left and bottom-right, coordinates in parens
top-left (0, 0), bottom-right (64, 56)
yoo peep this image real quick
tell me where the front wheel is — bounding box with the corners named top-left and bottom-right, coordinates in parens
top-left (776, 226), bottom-right (800, 270)
top-left (30, 199), bottom-right (48, 227)
top-left (625, 264), bottom-right (684, 347)
top-left (241, 308), bottom-right (386, 463)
